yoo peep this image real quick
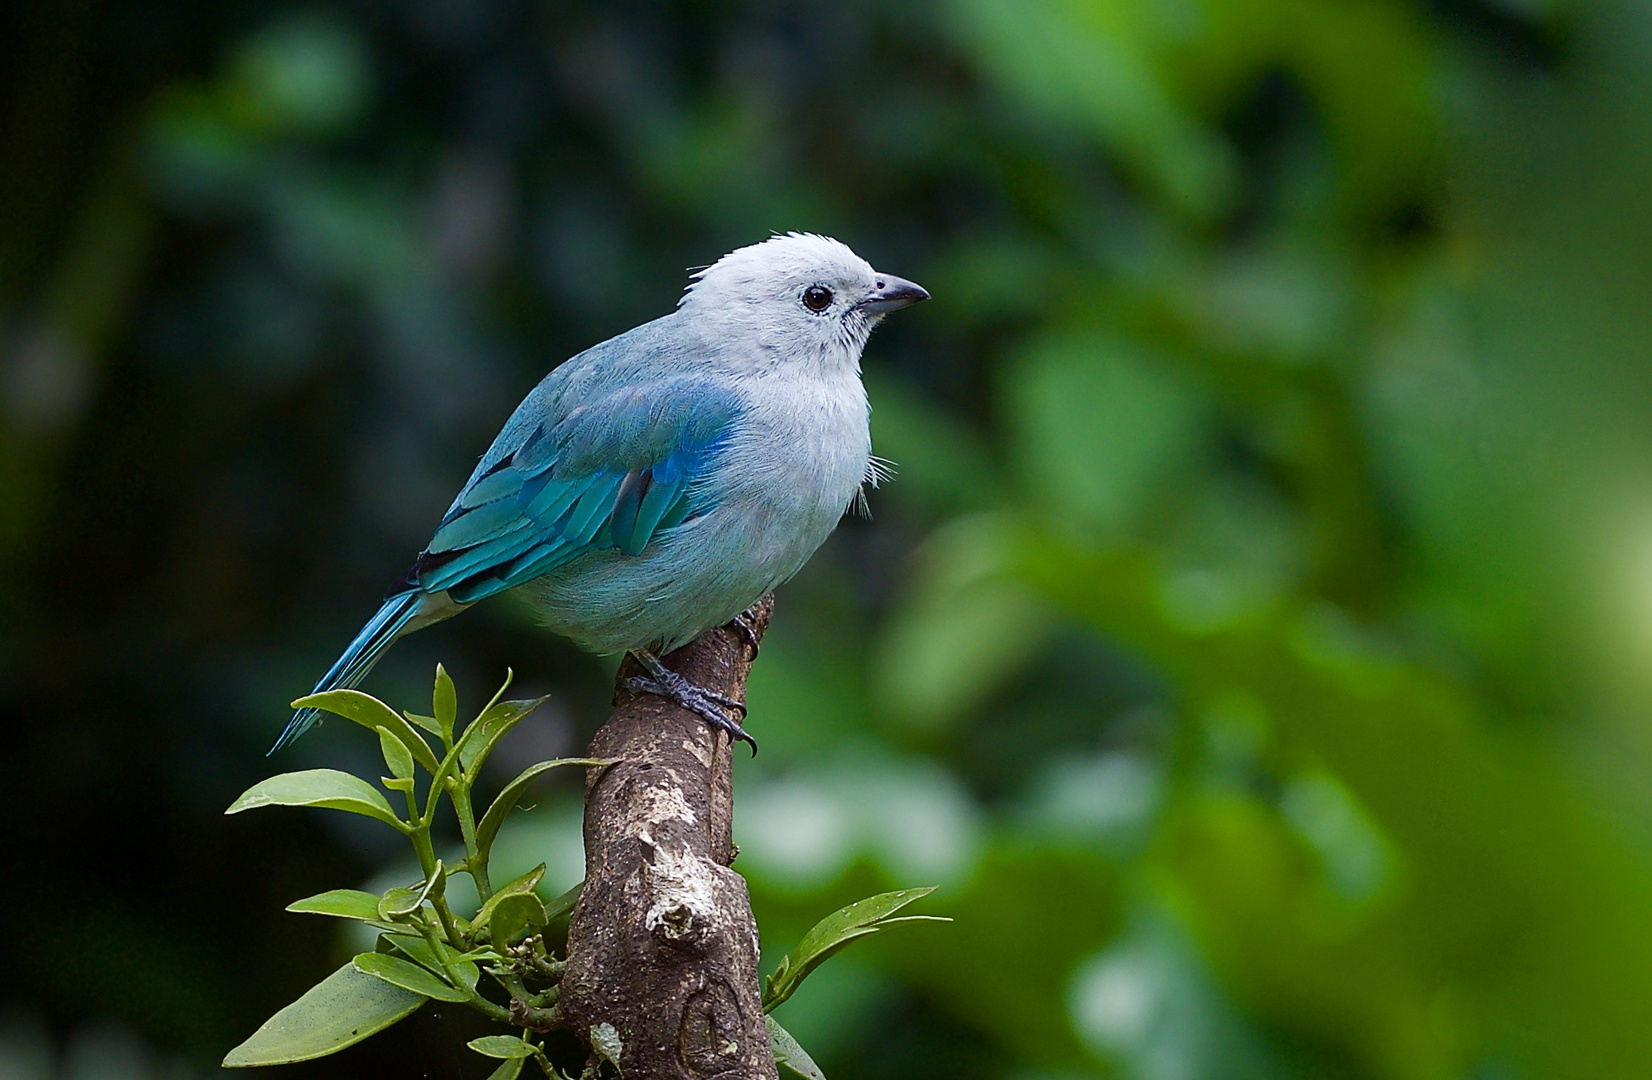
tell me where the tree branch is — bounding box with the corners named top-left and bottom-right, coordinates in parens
top-left (561, 595), bottom-right (778, 1080)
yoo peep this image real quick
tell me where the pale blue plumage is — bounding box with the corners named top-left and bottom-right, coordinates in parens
top-left (276, 234), bottom-right (926, 751)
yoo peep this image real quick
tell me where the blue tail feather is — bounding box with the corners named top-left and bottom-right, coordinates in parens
top-left (270, 590), bottom-right (425, 754)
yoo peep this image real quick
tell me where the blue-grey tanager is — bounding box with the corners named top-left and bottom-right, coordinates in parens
top-left (276, 233), bottom-right (927, 753)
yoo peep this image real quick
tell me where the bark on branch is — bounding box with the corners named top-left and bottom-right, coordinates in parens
top-left (561, 595), bottom-right (778, 1080)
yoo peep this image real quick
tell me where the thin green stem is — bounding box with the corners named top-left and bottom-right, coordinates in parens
top-left (496, 969), bottom-right (543, 1008)
top-left (408, 824), bottom-right (437, 879)
top-left (414, 917), bottom-right (460, 982)
top-left (431, 893), bottom-right (464, 948)
top-left (526, 953), bottom-right (566, 980)
top-left (453, 780), bottom-right (492, 903)
top-left (467, 992), bottom-right (515, 1025)
top-left (516, 1032), bottom-right (563, 1079)
top-left (510, 998), bottom-right (563, 1032)
top-left (397, 784), bottom-right (423, 842)
top-left (415, 915), bottom-right (513, 1023)
top-left (420, 728), bottom-right (472, 829)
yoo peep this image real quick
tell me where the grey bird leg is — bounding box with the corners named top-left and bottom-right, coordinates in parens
top-left (624, 649), bottom-right (759, 756)
top-left (729, 607), bottom-right (762, 658)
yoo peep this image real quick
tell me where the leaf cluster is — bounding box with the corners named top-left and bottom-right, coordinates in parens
top-left (224, 667), bottom-right (607, 1075)
top-left (222, 666), bottom-right (947, 1079)
top-left (763, 888), bottom-right (952, 1080)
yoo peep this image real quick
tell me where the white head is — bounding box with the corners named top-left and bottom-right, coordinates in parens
top-left (678, 233), bottom-right (928, 372)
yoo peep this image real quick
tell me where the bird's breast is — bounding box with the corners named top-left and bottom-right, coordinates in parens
top-left (713, 373), bottom-right (871, 564)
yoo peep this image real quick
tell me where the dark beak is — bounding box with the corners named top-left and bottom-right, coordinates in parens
top-left (858, 273), bottom-right (930, 315)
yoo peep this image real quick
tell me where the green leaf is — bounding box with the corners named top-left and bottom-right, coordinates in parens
top-left (226, 769), bottom-right (406, 831)
top-left (404, 711), bottom-right (444, 738)
top-left (377, 726), bottom-right (414, 780)
top-left (485, 1059), bottom-right (525, 1080)
top-left (790, 887), bottom-right (940, 966)
top-left (426, 859), bottom-right (448, 902)
top-left (376, 862), bottom-right (446, 920)
top-left (864, 915), bottom-right (948, 930)
top-left (453, 957), bottom-right (481, 994)
top-left (488, 891), bottom-right (547, 947)
top-left (287, 889), bottom-right (384, 922)
top-left (386, 934), bottom-right (481, 992)
top-left (474, 864), bottom-right (545, 936)
top-left (353, 952), bottom-right (467, 1002)
top-left (458, 695), bottom-right (552, 773)
top-left (434, 663), bottom-right (458, 743)
top-left (378, 887), bottom-right (423, 920)
top-left (544, 880), bottom-right (583, 923)
top-left (764, 887), bottom-right (948, 1011)
top-left (291, 688), bottom-right (441, 774)
top-left (475, 758), bottom-right (612, 858)
top-left (469, 1035), bottom-right (537, 1059)
top-left (222, 962), bottom-right (424, 1067)
top-left (384, 932), bottom-right (435, 964)
top-left (767, 1015), bottom-right (826, 1080)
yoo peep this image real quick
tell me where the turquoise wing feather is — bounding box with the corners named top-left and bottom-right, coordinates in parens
top-left (413, 378), bottom-right (739, 604)
top-left (275, 325), bottom-right (743, 755)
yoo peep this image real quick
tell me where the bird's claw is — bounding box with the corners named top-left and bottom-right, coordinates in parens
top-left (729, 608), bottom-right (762, 658)
top-left (623, 666), bottom-right (758, 756)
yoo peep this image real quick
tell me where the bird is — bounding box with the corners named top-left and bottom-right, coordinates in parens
top-left (275, 232), bottom-right (928, 754)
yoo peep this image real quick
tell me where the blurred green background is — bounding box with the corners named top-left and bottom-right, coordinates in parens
top-left (7, 0), bottom-right (1652, 1076)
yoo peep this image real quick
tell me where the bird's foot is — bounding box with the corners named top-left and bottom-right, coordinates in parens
top-left (729, 607), bottom-right (763, 658)
top-left (626, 651), bottom-right (757, 756)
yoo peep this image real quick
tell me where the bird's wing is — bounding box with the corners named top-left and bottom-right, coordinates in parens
top-left (412, 377), bottom-right (741, 604)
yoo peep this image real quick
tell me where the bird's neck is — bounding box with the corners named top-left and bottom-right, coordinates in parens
top-left (680, 305), bottom-right (868, 382)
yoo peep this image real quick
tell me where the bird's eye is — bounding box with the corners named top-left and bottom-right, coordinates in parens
top-left (802, 285), bottom-right (833, 313)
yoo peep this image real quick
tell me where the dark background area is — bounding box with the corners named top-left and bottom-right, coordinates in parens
top-left (8, 0), bottom-right (1652, 1077)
